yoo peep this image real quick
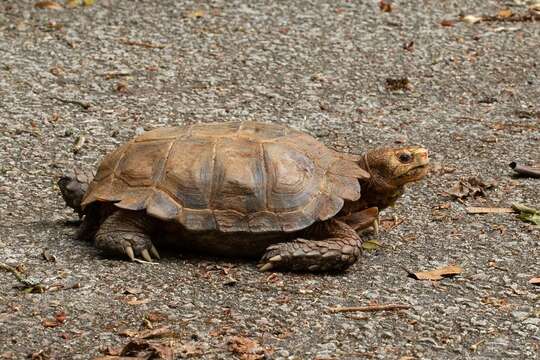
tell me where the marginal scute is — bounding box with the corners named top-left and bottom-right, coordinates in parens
top-left (317, 194), bottom-right (344, 221)
top-left (327, 174), bottom-right (361, 201)
top-left (114, 189), bottom-right (152, 211)
top-left (179, 209), bottom-right (217, 231)
top-left (248, 212), bottom-right (282, 232)
top-left (214, 210), bottom-right (249, 232)
top-left (146, 191), bottom-right (179, 221)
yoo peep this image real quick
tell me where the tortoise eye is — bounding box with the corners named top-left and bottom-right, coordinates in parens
top-left (398, 152), bottom-right (412, 163)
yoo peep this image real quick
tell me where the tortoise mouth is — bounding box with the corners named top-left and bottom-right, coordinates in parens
top-left (399, 164), bottom-right (429, 180)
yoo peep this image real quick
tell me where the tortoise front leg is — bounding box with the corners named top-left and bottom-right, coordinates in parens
top-left (258, 219), bottom-right (363, 272)
top-left (95, 209), bottom-right (160, 262)
top-left (337, 207), bottom-right (379, 232)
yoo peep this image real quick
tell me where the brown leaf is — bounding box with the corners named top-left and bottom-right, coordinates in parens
top-left (408, 265), bottom-right (463, 281)
top-left (121, 295), bottom-right (151, 305)
top-left (385, 77), bottom-right (412, 91)
top-left (42, 319), bottom-right (60, 328)
top-left (175, 342), bottom-right (204, 358)
top-left (185, 9), bottom-right (206, 18)
top-left (119, 326), bottom-right (172, 339)
top-left (55, 311), bottom-right (67, 324)
top-left (447, 177), bottom-right (496, 199)
top-left (379, 0), bottom-right (392, 13)
top-left (145, 311), bottom-right (168, 323)
top-left (529, 277), bottom-right (540, 285)
top-left (117, 339), bottom-right (173, 360)
top-left (227, 336), bottom-right (265, 360)
top-left (440, 19), bottom-right (455, 27)
top-left (497, 9), bottom-right (513, 18)
top-left (41, 249), bottom-right (56, 262)
top-left (35, 1), bottom-right (62, 9)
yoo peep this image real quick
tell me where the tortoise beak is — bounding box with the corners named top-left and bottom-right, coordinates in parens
top-left (413, 148), bottom-right (429, 167)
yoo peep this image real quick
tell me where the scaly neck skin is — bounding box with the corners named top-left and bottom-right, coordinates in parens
top-left (342, 155), bottom-right (403, 214)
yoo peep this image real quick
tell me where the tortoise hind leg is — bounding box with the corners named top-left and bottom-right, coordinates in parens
top-left (95, 209), bottom-right (160, 262)
top-left (258, 219), bottom-right (363, 272)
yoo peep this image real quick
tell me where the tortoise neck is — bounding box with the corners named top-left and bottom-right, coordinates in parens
top-left (357, 155), bottom-right (402, 211)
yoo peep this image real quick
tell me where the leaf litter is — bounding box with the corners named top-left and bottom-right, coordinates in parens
top-left (406, 265), bottom-right (463, 281)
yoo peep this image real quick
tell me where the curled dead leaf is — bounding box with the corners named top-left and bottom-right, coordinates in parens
top-left (497, 9), bottom-right (513, 18)
top-left (379, 0), bottom-right (392, 13)
top-left (529, 277), bottom-right (540, 285)
top-left (35, 1), bottom-right (62, 9)
top-left (407, 265), bottom-right (463, 281)
top-left (462, 15), bottom-right (483, 24)
top-left (440, 19), bottom-right (455, 27)
top-left (119, 326), bottom-right (172, 339)
top-left (447, 176), bottom-right (496, 200)
top-left (227, 336), bottom-right (266, 359)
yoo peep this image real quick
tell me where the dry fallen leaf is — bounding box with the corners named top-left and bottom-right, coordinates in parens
top-left (379, 0), bottom-right (392, 13)
top-left (98, 339), bottom-right (173, 360)
top-left (408, 265), bottom-right (463, 281)
top-left (529, 277), bottom-right (540, 285)
top-left (447, 177), bottom-right (497, 200)
top-left (385, 78), bottom-right (412, 91)
top-left (227, 336), bottom-right (266, 360)
top-left (497, 9), bottom-right (513, 18)
top-left (462, 15), bottom-right (483, 24)
top-left (42, 318), bottom-right (60, 328)
top-left (186, 9), bottom-right (206, 18)
top-left (119, 326), bottom-right (172, 340)
top-left (440, 19), bottom-right (455, 27)
top-left (34, 1), bottom-right (63, 9)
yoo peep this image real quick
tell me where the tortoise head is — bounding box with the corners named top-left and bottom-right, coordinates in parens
top-left (358, 146), bottom-right (429, 210)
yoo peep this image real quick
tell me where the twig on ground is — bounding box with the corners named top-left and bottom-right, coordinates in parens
top-left (510, 162), bottom-right (540, 178)
top-left (466, 207), bottom-right (514, 214)
top-left (50, 96), bottom-right (92, 110)
top-left (328, 304), bottom-right (410, 313)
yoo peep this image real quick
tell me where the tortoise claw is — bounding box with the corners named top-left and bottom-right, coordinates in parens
top-left (150, 245), bottom-right (160, 260)
top-left (268, 255), bottom-right (282, 263)
top-left (373, 217), bottom-right (380, 237)
top-left (258, 262), bottom-right (273, 272)
top-left (125, 246), bottom-right (135, 261)
top-left (141, 249), bottom-right (153, 262)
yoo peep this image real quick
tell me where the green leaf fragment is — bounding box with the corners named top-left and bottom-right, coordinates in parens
top-left (362, 240), bottom-right (381, 251)
top-left (512, 203), bottom-right (540, 225)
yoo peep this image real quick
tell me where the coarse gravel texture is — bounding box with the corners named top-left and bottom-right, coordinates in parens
top-left (1, 0), bottom-right (539, 359)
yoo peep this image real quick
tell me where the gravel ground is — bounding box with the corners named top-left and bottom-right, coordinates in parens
top-left (1, 0), bottom-right (539, 359)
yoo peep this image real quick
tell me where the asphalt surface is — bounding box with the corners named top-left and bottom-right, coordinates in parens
top-left (0, 1), bottom-right (539, 359)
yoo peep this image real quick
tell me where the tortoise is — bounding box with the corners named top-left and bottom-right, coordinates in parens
top-left (58, 121), bottom-right (429, 272)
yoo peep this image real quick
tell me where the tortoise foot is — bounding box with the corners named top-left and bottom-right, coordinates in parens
top-left (258, 238), bottom-right (361, 273)
top-left (95, 210), bottom-right (160, 262)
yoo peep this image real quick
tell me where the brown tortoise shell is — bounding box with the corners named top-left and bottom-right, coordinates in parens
top-left (81, 122), bottom-right (370, 233)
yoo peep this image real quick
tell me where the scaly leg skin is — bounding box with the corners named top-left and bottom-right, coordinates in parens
top-left (258, 219), bottom-right (362, 272)
top-left (338, 207), bottom-right (379, 232)
top-left (94, 209), bottom-right (160, 262)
